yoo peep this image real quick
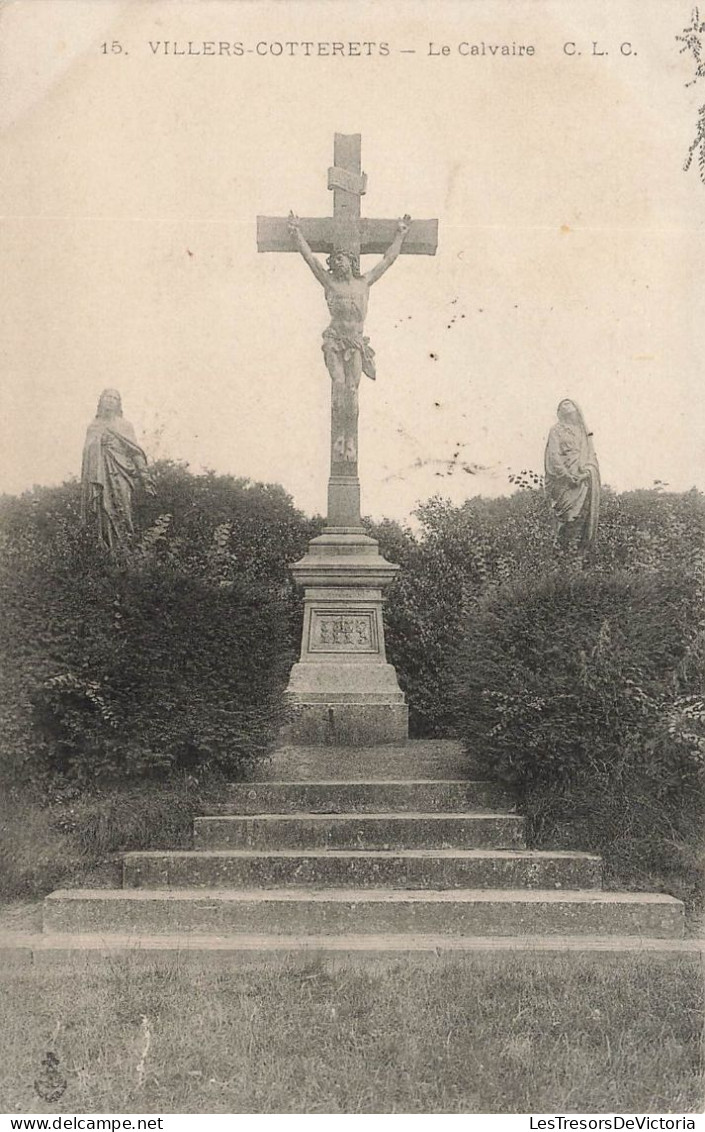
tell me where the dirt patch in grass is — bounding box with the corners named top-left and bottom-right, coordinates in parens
top-left (0, 953), bottom-right (701, 1114)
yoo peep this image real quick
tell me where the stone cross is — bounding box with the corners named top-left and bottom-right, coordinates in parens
top-left (257, 133), bottom-right (438, 258)
top-left (257, 133), bottom-right (438, 529)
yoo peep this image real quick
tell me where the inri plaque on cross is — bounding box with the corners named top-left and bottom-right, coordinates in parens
top-left (257, 133), bottom-right (438, 530)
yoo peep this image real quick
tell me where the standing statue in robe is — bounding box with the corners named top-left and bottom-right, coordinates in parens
top-left (287, 211), bottom-right (410, 471)
top-left (80, 389), bottom-right (154, 549)
top-left (544, 399), bottom-right (600, 551)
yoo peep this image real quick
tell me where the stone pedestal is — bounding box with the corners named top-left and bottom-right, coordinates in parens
top-left (283, 526), bottom-right (408, 746)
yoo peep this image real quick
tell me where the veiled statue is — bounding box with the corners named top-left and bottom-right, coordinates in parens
top-left (544, 399), bottom-right (600, 551)
top-left (80, 389), bottom-right (154, 549)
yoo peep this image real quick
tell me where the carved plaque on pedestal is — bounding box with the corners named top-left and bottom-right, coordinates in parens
top-left (308, 609), bottom-right (379, 654)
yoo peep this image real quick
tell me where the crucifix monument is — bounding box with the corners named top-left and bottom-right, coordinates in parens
top-left (257, 133), bottom-right (438, 744)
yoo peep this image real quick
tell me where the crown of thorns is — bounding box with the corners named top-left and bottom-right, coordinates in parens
top-left (327, 250), bottom-right (361, 276)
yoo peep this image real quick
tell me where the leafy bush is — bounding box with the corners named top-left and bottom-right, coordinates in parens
top-left (0, 463), bottom-right (317, 786)
top-left (370, 485), bottom-right (704, 902)
top-left (363, 516), bottom-right (461, 737)
top-left (369, 491), bottom-right (560, 735)
top-left (373, 487), bottom-right (705, 737)
top-left (452, 563), bottom-right (705, 903)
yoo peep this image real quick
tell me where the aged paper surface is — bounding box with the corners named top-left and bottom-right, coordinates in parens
top-left (1, 1), bottom-right (704, 1119)
top-left (1, 0), bottom-right (704, 519)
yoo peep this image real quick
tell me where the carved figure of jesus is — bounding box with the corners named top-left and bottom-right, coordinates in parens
top-left (288, 211), bottom-right (410, 473)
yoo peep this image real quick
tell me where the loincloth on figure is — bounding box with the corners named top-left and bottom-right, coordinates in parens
top-left (322, 329), bottom-right (377, 380)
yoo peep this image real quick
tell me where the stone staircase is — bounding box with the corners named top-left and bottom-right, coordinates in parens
top-left (36, 742), bottom-right (690, 961)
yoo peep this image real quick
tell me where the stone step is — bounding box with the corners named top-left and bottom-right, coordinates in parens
top-left (44, 888), bottom-right (685, 939)
top-left (216, 780), bottom-right (507, 814)
top-left (123, 848), bottom-right (601, 891)
top-left (5, 932), bottom-right (701, 969)
top-left (263, 740), bottom-right (469, 782)
top-left (193, 812), bottom-right (525, 851)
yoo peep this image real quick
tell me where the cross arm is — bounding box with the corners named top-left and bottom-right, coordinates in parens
top-left (257, 216), bottom-right (334, 254)
top-left (257, 216), bottom-right (439, 256)
top-left (360, 218), bottom-right (438, 256)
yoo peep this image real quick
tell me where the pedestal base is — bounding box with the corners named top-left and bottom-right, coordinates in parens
top-left (281, 702), bottom-right (409, 746)
top-left (284, 528), bottom-right (409, 747)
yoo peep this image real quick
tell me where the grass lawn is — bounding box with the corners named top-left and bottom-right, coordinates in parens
top-left (0, 953), bottom-right (702, 1114)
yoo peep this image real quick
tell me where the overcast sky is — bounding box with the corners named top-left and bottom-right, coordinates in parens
top-left (1, 0), bottom-right (703, 521)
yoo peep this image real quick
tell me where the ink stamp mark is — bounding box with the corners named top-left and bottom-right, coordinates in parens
top-left (34, 1051), bottom-right (67, 1103)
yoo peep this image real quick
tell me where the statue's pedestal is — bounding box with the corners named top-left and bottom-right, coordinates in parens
top-left (283, 529), bottom-right (409, 745)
